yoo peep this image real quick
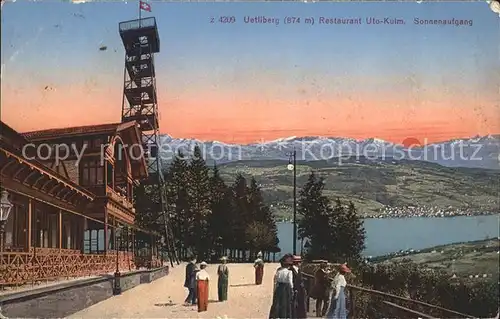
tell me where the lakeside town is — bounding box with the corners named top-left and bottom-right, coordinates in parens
top-left (373, 205), bottom-right (499, 219)
top-left (274, 205), bottom-right (499, 222)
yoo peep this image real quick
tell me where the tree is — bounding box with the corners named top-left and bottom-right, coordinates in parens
top-left (297, 171), bottom-right (366, 262)
top-left (207, 163), bottom-right (233, 259)
top-left (335, 201), bottom-right (366, 263)
top-left (134, 184), bottom-right (156, 230)
top-left (134, 182), bottom-right (166, 262)
top-left (297, 171), bottom-right (337, 260)
top-left (153, 155), bottom-right (281, 262)
top-left (164, 150), bottom-right (190, 258)
top-left (230, 174), bottom-right (250, 251)
top-left (246, 178), bottom-right (280, 256)
top-left (245, 221), bottom-right (275, 253)
top-left (134, 184), bottom-right (163, 236)
top-left (186, 145), bottom-right (212, 259)
top-left (247, 178), bottom-right (267, 222)
top-left (134, 183), bottom-right (161, 244)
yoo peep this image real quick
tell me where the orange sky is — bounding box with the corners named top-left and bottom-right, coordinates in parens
top-left (1, 0), bottom-right (499, 145)
top-left (1, 83), bottom-right (498, 144)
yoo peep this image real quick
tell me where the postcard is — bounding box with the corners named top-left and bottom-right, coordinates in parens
top-left (0, 1), bottom-right (498, 318)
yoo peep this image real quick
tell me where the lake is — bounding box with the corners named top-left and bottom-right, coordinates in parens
top-left (276, 215), bottom-right (500, 259)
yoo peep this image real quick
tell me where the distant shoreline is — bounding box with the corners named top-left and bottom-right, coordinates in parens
top-left (276, 213), bottom-right (499, 223)
top-left (363, 211), bottom-right (499, 219)
top-left (369, 237), bottom-right (500, 261)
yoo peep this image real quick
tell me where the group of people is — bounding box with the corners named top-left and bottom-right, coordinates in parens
top-left (183, 256), bottom-right (229, 312)
top-left (184, 252), bottom-right (351, 318)
top-left (311, 260), bottom-right (351, 318)
top-left (269, 254), bottom-right (308, 318)
top-left (269, 254), bottom-right (351, 319)
top-left (184, 252), bottom-right (266, 313)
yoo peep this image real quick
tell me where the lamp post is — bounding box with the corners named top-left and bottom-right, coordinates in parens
top-left (113, 225), bottom-right (123, 295)
top-left (0, 190), bottom-right (14, 255)
top-left (286, 149), bottom-right (297, 255)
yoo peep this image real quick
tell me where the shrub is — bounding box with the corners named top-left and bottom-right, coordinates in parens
top-left (353, 262), bottom-right (498, 318)
top-left (301, 261), bottom-right (498, 318)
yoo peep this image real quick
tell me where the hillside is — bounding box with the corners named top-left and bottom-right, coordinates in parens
top-left (216, 157), bottom-right (499, 218)
top-left (374, 239), bottom-right (500, 281)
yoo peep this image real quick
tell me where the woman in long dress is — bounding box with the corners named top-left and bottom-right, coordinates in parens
top-left (217, 256), bottom-right (229, 301)
top-left (254, 251), bottom-right (265, 285)
top-left (269, 254), bottom-right (294, 319)
top-left (196, 262), bottom-right (210, 312)
top-left (325, 264), bottom-right (351, 319)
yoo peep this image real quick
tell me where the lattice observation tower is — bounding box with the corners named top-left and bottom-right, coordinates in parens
top-left (119, 17), bottom-right (178, 265)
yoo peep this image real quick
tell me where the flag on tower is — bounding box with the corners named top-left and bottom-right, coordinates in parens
top-left (140, 1), bottom-right (151, 12)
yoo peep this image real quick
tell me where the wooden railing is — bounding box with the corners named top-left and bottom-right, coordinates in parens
top-left (0, 248), bottom-right (135, 286)
top-left (301, 272), bottom-right (475, 318)
top-left (106, 186), bottom-right (134, 211)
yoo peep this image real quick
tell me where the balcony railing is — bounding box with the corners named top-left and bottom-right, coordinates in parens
top-left (119, 17), bottom-right (156, 32)
top-left (0, 248), bottom-right (134, 286)
top-left (106, 186), bottom-right (134, 211)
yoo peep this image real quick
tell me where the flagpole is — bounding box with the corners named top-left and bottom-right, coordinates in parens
top-left (139, 0), bottom-right (142, 26)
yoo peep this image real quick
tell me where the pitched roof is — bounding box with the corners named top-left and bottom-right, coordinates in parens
top-left (22, 123), bottom-right (121, 140)
top-left (0, 121), bottom-right (95, 201)
top-left (0, 121), bottom-right (30, 147)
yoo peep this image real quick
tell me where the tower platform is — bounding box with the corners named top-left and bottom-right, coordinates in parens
top-left (119, 17), bottom-right (160, 53)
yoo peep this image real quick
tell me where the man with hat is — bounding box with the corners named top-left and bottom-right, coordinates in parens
top-left (325, 263), bottom-right (351, 319)
top-left (269, 254), bottom-right (294, 318)
top-left (310, 260), bottom-right (331, 317)
top-left (196, 261), bottom-right (210, 312)
top-left (184, 256), bottom-right (198, 306)
top-left (291, 255), bottom-right (307, 319)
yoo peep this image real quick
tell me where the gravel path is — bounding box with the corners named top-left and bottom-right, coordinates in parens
top-left (70, 263), bottom-right (280, 318)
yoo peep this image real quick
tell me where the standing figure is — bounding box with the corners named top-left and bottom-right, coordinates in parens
top-left (196, 261), bottom-right (210, 312)
top-left (325, 264), bottom-right (351, 319)
top-left (184, 256), bottom-right (198, 305)
top-left (217, 256), bottom-right (229, 301)
top-left (269, 254), bottom-right (294, 319)
top-left (310, 260), bottom-right (331, 317)
top-left (254, 251), bottom-right (265, 285)
top-left (291, 255), bottom-right (307, 319)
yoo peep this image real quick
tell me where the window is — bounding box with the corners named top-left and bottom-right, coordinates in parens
top-left (49, 215), bottom-right (57, 248)
top-left (96, 165), bottom-right (104, 185)
top-left (97, 165), bottom-right (104, 184)
top-left (93, 138), bottom-right (102, 148)
top-left (81, 163), bottom-right (89, 185)
top-left (107, 162), bottom-right (113, 187)
top-left (80, 160), bottom-right (105, 186)
top-left (89, 167), bottom-right (96, 183)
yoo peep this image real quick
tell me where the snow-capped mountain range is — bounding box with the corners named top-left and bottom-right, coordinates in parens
top-left (157, 134), bottom-right (500, 170)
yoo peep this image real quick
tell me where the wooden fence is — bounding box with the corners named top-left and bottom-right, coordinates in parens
top-left (301, 272), bottom-right (475, 318)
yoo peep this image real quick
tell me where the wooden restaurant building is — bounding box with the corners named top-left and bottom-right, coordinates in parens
top-left (0, 120), bottom-right (161, 286)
